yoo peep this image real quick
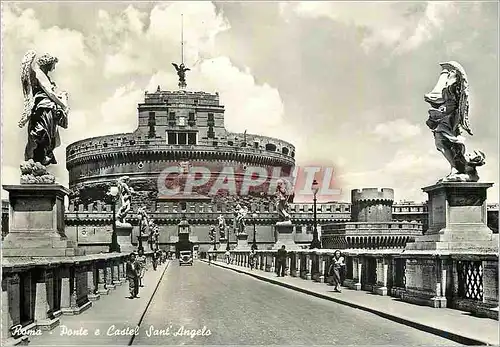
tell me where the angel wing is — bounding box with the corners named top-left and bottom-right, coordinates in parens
top-left (19, 50), bottom-right (37, 128)
top-left (458, 79), bottom-right (473, 136)
top-left (184, 68), bottom-right (191, 72)
top-left (171, 62), bottom-right (179, 71)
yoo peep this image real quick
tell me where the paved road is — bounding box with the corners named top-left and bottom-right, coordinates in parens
top-left (132, 260), bottom-right (460, 345)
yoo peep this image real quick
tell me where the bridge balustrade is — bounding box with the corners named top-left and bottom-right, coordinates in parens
top-left (207, 249), bottom-right (499, 319)
top-left (2, 252), bottom-right (154, 345)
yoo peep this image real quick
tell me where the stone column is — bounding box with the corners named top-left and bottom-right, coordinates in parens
top-left (2, 275), bottom-right (12, 340)
top-left (306, 254), bottom-right (312, 280)
top-left (97, 264), bottom-right (109, 295)
top-left (355, 262), bottom-right (362, 290)
top-left (60, 266), bottom-right (71, 313)
top-left (296, 254), bottom-right (302, 278)
top-left (106, 262), bottom-right (115, 290)
top-left (34, 269), bottom-right (59, 330)
top-left (112, 260), bottom-right (121, 286)
top-left (120, 261), bottom-right (127, 282)
top-left (318, 255), bottom-right (325, 283)
top-left (87, 264), bottom-right (99, 301)
top-left (286, 255), bottom-right (291, 276)
top-left (271, 254), bottom-right (275, 273)
top-left (264, 254), bottom-right (270, 272)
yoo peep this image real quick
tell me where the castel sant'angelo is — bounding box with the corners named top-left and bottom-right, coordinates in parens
top-left (64, 65), bottom-right (353, 253)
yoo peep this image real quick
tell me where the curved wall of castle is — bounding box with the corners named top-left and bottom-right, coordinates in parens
top-left (351, 188), bottom-right (394, 223)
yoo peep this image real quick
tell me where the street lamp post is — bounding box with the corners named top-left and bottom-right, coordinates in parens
top-left (108, 187), bottom-right (120, 253)
top-left (310, 179), bottom-right (321, 249)
top-left (251, 212), bottom-right (258, 250)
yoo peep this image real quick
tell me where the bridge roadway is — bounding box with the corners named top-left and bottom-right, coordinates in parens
top-left (131, 260), bottom-right (459, 345)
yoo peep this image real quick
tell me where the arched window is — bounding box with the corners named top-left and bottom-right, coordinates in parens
top-left (265, 143), bottom-right (276, 152)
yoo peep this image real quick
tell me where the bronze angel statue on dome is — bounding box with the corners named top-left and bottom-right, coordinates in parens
top-left (172, 62), bottom-right (190, 89)
top-left (19, 50), bottom-right (69, 167)
top-left (424, 61), bottom-right (485, 182)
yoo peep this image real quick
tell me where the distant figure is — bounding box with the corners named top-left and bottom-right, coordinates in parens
top-left (276, 245), bottom-right (287, 277)
top-left (249, 249), bottom-right (256, 270)
top-left (328, 250), bottom-right (345, 292)
top-left (126, 252), bottom-right (139, 299)
top-left (225, 250), bottom-right (231, 264)
top-left (136, 249), bottom-right (147, 287)
top-left (152, 250), bottom-right (159, 271)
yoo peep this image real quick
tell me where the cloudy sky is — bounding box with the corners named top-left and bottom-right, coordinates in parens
top-left (1, 1), bottom-right (498, 203)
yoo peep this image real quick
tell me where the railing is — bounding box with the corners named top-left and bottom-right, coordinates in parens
top-left (207, 249), bottom-right (499, 319)
top-left (1, 252), bottom-right (155, 345)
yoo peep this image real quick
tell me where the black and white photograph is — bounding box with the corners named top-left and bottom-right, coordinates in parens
top-left (1, 1), bottom-right (499, 346)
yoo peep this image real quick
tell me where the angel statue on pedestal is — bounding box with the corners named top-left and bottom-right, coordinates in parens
top-left (137, 206), bottom-right (151, 237)
top-left (275, 179), bottom-right (292, 224)
top-left (116, 176), bottom-right (135, 227)
top-left (19, 51), bottom-right (70, 167)
top-left (425, 61), bottom-right (485, 182)
top-left (217, 214), bottom-right (226, 239)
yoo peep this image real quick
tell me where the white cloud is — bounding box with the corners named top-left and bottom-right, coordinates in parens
top-left (372, 119), bottom-right (422, 143)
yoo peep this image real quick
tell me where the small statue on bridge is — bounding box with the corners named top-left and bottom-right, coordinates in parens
top-left (217, 214), bottom-right (226, 239)
top-left (209, 226), bottom-right (216, 242)
top-left (116, 176), bottom-right (135, 226)
top-left (137, 206), bottom-right (150, 236)
top-left (172, 62), bottom-right (190, 89)
top-left (234, 204), bottom-right (248, 234)
top-left (424, 61), bottom-right (485, 182)
top-left (275, 179), bottom-right (292, 224)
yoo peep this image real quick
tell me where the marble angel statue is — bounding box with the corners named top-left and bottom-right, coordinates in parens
top-left (19, 50), bottom-right (69, 167)
top-left (425, 61), bottom-right (485, 182)
top-left (275, 179), bottom-right (292, 224)
top-left (116, 176), bottom-right (135, 226)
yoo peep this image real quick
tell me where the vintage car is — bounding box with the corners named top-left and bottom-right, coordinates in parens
top-left (179, 250), bottom-right (193, 266)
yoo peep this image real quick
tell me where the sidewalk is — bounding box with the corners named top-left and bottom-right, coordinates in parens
top-left (28, 261), bottom-right (170, 346)
top-left (205, 260), bottom-right (499, 346)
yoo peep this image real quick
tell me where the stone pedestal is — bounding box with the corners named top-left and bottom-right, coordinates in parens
top-left (404, 182), bottom-right (497, 252)
top-left (273, 222), bottom-right (300, 250)
top-left (234, 233), bottom-right (250, 250)
top-left (116, 223), bottom-right (135, 253)
top-left (401, 182), bottom-right (498, 309)
top-left (137, 234), bottom-right (149, 252)
top-left (2, 185), bottom-right (84, 257)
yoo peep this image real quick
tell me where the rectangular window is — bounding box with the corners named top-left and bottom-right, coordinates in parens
top-left (188, 133), bottom-right (197, 145)
top-left (207, 126), bottom-right (215, 139)
top-left (188, 112), bottom-right (196, 126)
top-left (167, 132), bottom-right (177, 145)
top-left (207, 113), bottom-right (214, 126)
top-left (148, 112), bottom-right (156, 138)
top-left (168, 112), bottom-right (176, 126)
top-left (178, 132), bottom-right (187, 145)
top-left (254, 142), bottom-right (259, 149)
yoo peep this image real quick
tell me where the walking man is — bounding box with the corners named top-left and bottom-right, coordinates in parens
top-left (136, 249), bottom-right (147, 287)
top-left (276, 245), bottom-right (287, 277)
top-left (126, 252), bottom-right (139, 299)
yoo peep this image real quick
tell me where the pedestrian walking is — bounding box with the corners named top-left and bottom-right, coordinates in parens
top-left (328, 250), bottom-right (345, 292)
top-left (249, 249), bottom-right (256, 270)
top-left (276, 245), bottom-right (287, 277)
top-left (136, 249), bottom-right (147, 287)
top-left (208, 253), bottom-right (212, 265)
top-left (225, 250), bottom-right (231, 264)
top-left (126, 252), bottom-right (139, 299)
top-left (152, 250), bottom-right (159, 271)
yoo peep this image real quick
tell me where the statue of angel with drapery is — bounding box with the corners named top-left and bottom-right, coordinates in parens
top-left (275, 179), bottom-right (292, 224)
top-left (424, 61), bottom-right (485, 182)
top-left (19, 50), bottom-right (69, 167)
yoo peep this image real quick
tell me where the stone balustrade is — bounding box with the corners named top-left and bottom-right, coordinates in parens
top-left (208, 249), bottom-right (499, 320)
top-left (1, 252), bottom-right (154, 346)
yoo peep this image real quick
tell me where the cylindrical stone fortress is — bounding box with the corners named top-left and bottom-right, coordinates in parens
top-left (350, 188), bottom-right (394, 223)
